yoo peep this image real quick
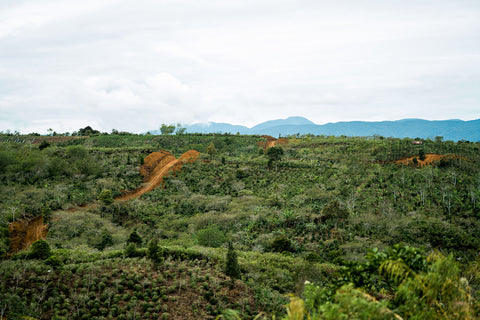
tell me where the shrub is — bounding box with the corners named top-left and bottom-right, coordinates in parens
top-left (196, 225), bottom-right (226, 248)
top-left (418, 149), bottom-right (426, 161)
top-left (305, 252), bottom-right (322, 262)
top-left (127, 230), bottom-right (143, 245)
top-left (225, 243), bottom-right (241, 280)
top-left (147, 239), bottom-right (163, 264)
top-left (98, 189), bottom-right (114, 205)
top-left (45, 255), bottom-right (63, 269)
top-left (30, 239), bottom-right (51, 259)
top-left (94, 230), bottom-right (114, 251)
top-left (98, 281), bottom-right (106, 291)
top-left (271, 235), bottom-right (294, 253)
top-left (321, 200), bottom-right (349, 225)
top-left (39, 140), bottom-right (50, 150)
top-left (124, 243), bottom-right (138, 258)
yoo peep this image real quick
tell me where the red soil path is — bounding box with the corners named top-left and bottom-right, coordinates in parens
top-left (393, 153), bottom-right (456, 167)
top-left (8, 216), bottom-right (48, 255)
top-left (116, 150), bottom-right (200, 201)
top-left (258, 135), bottom-right (288, 149)
top-left (7, 150), bottom-right (200, 255)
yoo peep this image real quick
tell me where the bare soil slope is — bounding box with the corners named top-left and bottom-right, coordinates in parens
top-left (394, 153), bottom-right (456, 167)
top-left (8, 150), bottom-right (199, 254)
top-left (258, 135), bottom-right (288, 149)
top-left (117, 150), bottom-right (200, 201)
top-left (8, 216), bottom-right (48, 255)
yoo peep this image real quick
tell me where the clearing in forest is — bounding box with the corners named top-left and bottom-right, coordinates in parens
top-left (116, 150), bottom-right (200, 201)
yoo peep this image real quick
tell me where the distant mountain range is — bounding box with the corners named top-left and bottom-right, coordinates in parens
top-left (149, 117), bottom-right (480, 141)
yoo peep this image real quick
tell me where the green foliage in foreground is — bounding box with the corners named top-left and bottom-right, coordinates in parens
top-left (221, 247), bottom-right (480, 320)
top-left (0, 246), bottom-right (290, 319)
top-left (308, 249), bottom-right (478, 319)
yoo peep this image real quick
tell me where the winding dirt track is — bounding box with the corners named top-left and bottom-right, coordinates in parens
top-left (8, 150), bottom-right (200, 255)
top-left (116, 150), bottom-right (200, 201)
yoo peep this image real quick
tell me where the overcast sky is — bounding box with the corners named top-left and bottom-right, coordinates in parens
top-left (1, 0), bottom-right (479, 134)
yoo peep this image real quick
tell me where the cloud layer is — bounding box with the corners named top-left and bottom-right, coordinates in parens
top-left (1, 0), bottom-right (479, 133)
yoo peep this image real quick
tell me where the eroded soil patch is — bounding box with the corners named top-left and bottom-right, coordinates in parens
top-left (117, 150), bottom-right (200, 201)
top-left (258, 135), bottom-right (288, 149)
top-left (8, 216), bottom-right (48, 255)
top-left (8, 150), bottom-right (199, 254)
top-left (393, 153), bottom-right (457, 167)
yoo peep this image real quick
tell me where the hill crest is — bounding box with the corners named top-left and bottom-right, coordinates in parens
top-left (149, 118), bottom-right (480, 141)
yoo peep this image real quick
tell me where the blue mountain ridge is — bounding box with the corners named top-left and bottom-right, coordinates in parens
top-left (149, 117), bottom-right (480, 142)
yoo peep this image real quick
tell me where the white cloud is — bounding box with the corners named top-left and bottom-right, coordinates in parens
top-left (0, 0), bottom-right (118, 38)
top-left (0, 0), bottom-right (479, 133)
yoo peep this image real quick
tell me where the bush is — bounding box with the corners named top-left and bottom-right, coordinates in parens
top-left (196, 225), bottom-right (226, 248)
top-left (418, 149), bottom-right (426, 161)
top-left (147, 239), bottom-right (163, 264)
top-left (98, 189), bottom-right (114, 205)
top-left (225, 243), bottom-right (241, 280)
top-left (127, 230), bottom-right (143, 245)
top-left (124, 243), bottom-right (138, 258)
top-left (30, 239), bottom-right (51, 259)
top-left (45, 255), bottom-right (63, 269)
top-left (94, 230), bottom-right (114, 251)
top-left (305, 252), bottom-right (322, 262)
top-left (271, 235), bottom-right (294, 253)
top-left (39, 140), bottom-right (50, 150)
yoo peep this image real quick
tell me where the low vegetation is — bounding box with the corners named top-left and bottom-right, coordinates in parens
top-left (0, 129), bottom-right (479, 319)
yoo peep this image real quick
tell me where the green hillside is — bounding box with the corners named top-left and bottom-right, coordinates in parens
top-left (1, 131), bottom-right (479, 319)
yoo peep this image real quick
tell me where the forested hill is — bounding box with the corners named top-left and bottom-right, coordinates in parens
top-left (1, 132), bottom-right (480, 319)
top-left (154, 117), bottom-right (480, 141)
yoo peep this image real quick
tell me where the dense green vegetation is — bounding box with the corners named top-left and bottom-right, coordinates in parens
top-left (0, 130), bottom-right (479, 319)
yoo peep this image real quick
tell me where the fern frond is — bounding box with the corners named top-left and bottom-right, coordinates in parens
top-left (379, 259), bottom-right (412, 285)
top-left (216, 309), bottom-right (243, 320)
top-left (284, 294), bottom-right (310, 320)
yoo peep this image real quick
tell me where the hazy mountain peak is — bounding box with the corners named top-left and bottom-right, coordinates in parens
top-left (283, 116), bottom-right (316, 124)
top-left (250, 116), bottom-right (315, 130)
top-left (148, 117), bottom-right (479, 141)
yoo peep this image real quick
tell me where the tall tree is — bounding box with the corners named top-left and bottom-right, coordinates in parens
top-left (225, 242), bottom-right (241, 284)
top-left (147, 239), bottom-right (163, 265)
top-left (266, 146), bottom-right (284, 170)
top-left (77, 126), bottom-right (100, 136)
top-left (160, 124), bottom-right (175, 135)
top-left (175, 124), bottom-right (186, 135)
top-left (419, 149), bottom-right (426, 161)
top-left (127, 229), bottom-right (143, 245)
top-left (207, 142), bottom-right (217, 160)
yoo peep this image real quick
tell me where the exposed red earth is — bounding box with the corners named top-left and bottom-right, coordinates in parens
top-left (393, 153), bottom-right (457, 167)
top-left (8, 150), bottom-right (200, 254)
top-left (257, 135), bottom-right (288, 149)
top-left (8, 216), bottom-right (48, 255)
top-left (116, 150), bottom-right (200, 201)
